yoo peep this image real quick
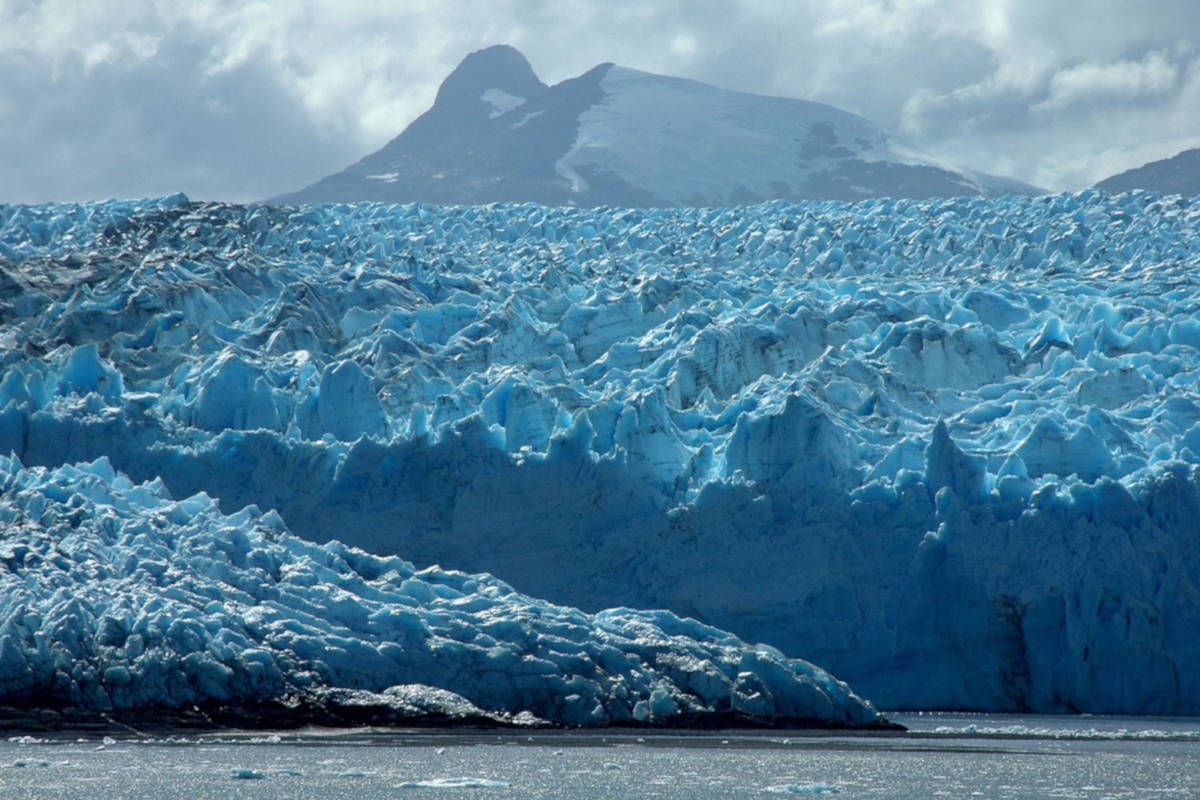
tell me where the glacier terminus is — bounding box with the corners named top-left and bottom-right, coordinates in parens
top-left (1, 189), bottom-right (1198, 720)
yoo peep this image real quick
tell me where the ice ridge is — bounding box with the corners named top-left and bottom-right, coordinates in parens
top-left (1, 190), bottom-right (1199, 713)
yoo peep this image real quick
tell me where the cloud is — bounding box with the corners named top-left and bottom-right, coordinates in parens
top-left (1033, 51), bottom-right (1180, 113)
top-left (0, 42), bottom-right (361, 203)
top-left (0, 4), bottom-right (367, 202)
top-left (1, 0), bottom-right (1198, 200)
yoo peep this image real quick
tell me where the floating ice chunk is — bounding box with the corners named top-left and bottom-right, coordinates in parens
top-left (231, 768), bottom-right (267, 780)
top-left (249, 734), bottom-right (283, 744)
top-left (398, 777), bottom-right (510, 789)
top-left (765, 784), bottom-right (840, 795)
top-left (928, 724), bottom-right (1200, 741)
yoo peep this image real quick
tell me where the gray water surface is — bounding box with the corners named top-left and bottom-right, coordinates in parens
top-left (2, 715), bottom-right (1197, 799)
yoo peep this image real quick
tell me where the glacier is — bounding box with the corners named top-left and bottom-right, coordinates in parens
top-left (0, 455), bottom-right (879, 728)
top-left (1, 190), bottom-right (1198, 714)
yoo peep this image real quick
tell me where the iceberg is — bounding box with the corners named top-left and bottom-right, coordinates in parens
top-left (0, 455), bottom-right (879, 728)
top-left (1, 190), bottom-right (1198, 713)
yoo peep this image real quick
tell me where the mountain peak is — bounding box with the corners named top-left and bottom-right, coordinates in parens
top-left (452, 43), bottom-right (534, 74)
top-left (433, 44), bottom-right (547, 113)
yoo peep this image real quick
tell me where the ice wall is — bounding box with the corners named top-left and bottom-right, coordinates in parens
top-left (0, 455), bottom-right (877, 727)
top-left (1, 190), bottom-right (1198, 712)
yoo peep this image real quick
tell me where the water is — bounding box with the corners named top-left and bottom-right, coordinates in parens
top-left (1, 715), bottom-right (1196, 799)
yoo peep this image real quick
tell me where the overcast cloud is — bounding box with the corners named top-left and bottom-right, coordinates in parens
top-left (2, 0), bottom-right (1197, 202)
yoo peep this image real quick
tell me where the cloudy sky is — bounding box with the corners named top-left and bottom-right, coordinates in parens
top-left (2, 0), bottom-right (1197, 203)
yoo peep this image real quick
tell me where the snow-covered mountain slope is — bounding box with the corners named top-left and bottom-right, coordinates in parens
top-left (1095, 148), bottom-right (1200, 196)
top-left (273, 45), bottom-right (1041, 206)
top-left (0, 454), bottom-right (878, 728)
top-left (2, 191), bottom-right (1198, 714)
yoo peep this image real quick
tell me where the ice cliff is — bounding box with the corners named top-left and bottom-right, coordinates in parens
top-left (0, 455), bottom-right (878, 727)
top-left (1, 190), bottom-right (1198, 713)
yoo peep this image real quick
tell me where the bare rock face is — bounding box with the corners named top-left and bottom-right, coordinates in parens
top-left (1095, 147), bottom-right (1200, 196)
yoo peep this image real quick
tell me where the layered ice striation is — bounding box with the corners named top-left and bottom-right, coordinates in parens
top-left (1, 190), bottom-right (1199, 713)
top-left (0, 455), bottom-right (878, 727)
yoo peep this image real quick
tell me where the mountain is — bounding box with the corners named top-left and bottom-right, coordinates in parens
top-left (1095, 147), bottom-right (1200, 195)
top-left (272, 45), bottom-right (1041, 206)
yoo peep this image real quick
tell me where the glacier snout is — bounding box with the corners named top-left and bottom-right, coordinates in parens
top-left (1, 191), bottom-right (1198, 713)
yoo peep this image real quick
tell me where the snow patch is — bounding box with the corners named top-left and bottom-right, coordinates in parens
top-left (510, 109), bottom-right (545, 129)
top-left (555, 66), bottom-right (947, 205)
top-left (481, 88), bottom-right (525, 119)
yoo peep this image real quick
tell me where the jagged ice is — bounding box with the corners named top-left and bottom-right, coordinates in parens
top-left (1, 190), bottom-right (1198, 713)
